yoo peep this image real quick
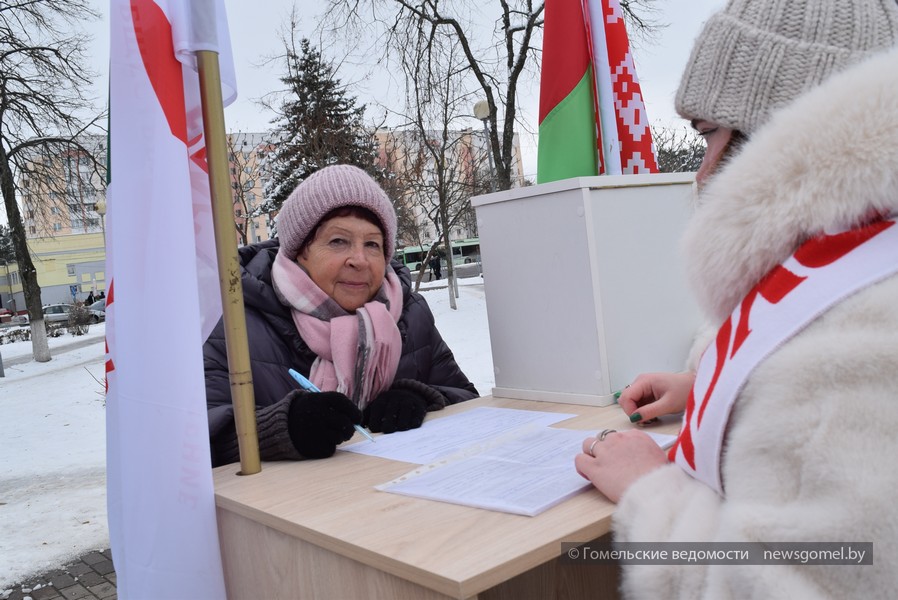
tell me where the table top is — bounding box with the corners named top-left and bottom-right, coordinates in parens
top-left (213, 396), bottom-right (680, 598)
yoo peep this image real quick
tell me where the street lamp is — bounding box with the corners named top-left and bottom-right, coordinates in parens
top-left (473, 100), bottom-right (497, 193)
top-left (95, 198), bottom-right (106, 233)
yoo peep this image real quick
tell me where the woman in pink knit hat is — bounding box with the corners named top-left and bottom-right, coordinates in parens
top-left (204, 164), bottom-right (478, 466)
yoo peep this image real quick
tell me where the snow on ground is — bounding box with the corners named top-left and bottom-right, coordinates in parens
top-left (0, 277), bottom-right (494, 588)
top-left (0, 324), bottom-right (108, 589)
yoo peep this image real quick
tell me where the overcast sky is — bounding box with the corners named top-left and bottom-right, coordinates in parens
top-left (220, 0), bottom-right (728, 180)
top-left (0, 0), bottom-right (725, 226)
top-left (101, 0), bottom-right (725, 172)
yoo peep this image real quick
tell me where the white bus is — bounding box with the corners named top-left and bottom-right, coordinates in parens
top-left (395, 238), bottom-right (480, 271)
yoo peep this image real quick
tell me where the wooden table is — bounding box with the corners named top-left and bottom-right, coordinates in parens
top-left (213, 396), bottom-right (680, 599)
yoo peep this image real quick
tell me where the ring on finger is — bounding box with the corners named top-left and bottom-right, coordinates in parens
top-left (587, 438), bottom-right (599, 457)
top-left (599, 429), bottom-right (617, 441)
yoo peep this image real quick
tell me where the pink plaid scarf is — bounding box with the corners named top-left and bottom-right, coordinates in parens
top-left (271, 252), bottom-right (404, 410)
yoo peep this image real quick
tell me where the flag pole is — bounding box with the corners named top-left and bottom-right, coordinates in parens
top-left (196, 50), bottom-right (261, 475)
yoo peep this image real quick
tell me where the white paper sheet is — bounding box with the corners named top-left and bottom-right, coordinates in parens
top-left (378, 427), bottom-right (679, 517)
top-left (340, 406), bottom-right (576, 464)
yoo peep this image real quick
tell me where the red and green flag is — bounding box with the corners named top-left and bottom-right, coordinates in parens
top-left (537, 0), bottom-right (600, 183)
top-left (538, 0), bottom-right (658, 183)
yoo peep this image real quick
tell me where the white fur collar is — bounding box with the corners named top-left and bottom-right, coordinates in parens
top-left (681, 46), bottom-right (898, 323)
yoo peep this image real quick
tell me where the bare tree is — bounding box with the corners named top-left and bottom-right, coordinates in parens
top-left (324, 0), bottom-right (661, 193)
top-left (226, 133), bottom-right (273, 246)
top-left (379, 30), bottom-right (494, 303)
top-left (0, 1), bottom-right (104, 362)
top-left (651, 124), bottom-right (705, 174)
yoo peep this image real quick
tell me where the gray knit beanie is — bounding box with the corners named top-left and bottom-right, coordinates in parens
top-left (676, 0), bottom-right (898, 134)
top-left (276, 165), bottom-right (397, 260)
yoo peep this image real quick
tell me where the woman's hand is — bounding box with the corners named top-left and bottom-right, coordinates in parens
top-left (363, 389), bottom-right (428, 433)
top-left (286, 390), bottom-right (362, 458)
top-left (618, 372), bottom-right (695, 424)
top-left (575, 430), bottom-right (669, 503)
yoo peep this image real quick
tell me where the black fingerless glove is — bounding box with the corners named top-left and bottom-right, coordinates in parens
top-left (363, 388), bottom-right (428, 433)
top-left (286, 390), bottom-right (362, 459)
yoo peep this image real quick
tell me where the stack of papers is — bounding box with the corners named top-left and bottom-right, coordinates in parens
top-left (341, 407), bottom-right (676, 517)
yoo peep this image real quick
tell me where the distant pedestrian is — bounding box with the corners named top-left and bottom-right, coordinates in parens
top-left (429, 256), bottom-right (441, 280)
top-left (85, 291), bottom-right (95, 305)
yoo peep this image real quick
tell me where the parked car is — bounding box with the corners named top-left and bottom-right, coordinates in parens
top-left (42, 303), bottom-right (72, 323)
top-left (89, 300), bottom-right (106, 315)
top-left (42, 303), bottom-right (105, 325)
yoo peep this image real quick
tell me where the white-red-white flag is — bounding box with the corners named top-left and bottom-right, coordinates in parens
top-left (583, 0), bottom-right (658, 174)
top-left (106, 0), bottom-right (236, 597)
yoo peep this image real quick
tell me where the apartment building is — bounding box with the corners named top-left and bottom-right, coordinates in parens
top-left (19, 136), bottom-right (107, 305)
top-left (10, 127), bottom-right (521, 305)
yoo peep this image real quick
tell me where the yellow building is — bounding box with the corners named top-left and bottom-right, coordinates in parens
top-left (0, 260), bottom-right (24, 317)
top-left (27, 233), bottom-right (106, 305)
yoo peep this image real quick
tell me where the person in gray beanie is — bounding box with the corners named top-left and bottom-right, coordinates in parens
top-left (204, 164), bottom-right (478, 466)
top-left (676, 0), bottom-right (898, 186)
top-left (574, 0), bottom-right (898, 597)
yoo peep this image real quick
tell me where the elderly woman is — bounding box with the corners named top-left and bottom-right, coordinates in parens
top-left (576, 0), bottom-right (898, 598)
top-left (205, 164), bottom-right (478, 467)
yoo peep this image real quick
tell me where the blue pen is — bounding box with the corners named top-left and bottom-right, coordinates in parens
top-left (287, 368), bottom-right (376, 443)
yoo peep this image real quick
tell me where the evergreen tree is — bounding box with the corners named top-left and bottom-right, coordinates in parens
top-left (0, 224), bottom-right (14, 263)
top-left (262, 38), bottom-right (377, 212)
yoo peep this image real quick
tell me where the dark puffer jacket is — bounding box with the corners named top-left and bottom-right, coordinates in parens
top-left (205, 239), bottom-right (479, 466)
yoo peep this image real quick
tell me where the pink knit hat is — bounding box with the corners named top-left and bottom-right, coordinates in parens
top-left (277, 165), bottom-right (397, 260)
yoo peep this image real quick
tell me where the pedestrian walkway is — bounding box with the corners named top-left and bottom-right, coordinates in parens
top-left (1, 550), bottom-right (116, 600)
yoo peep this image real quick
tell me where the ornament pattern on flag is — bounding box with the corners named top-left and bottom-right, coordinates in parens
top-left (601, 0), bottom-right (658, 174)
top-left (669, 215), bottom-right (898, 495)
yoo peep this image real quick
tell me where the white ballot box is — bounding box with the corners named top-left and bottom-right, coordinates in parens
top-left (471, 173), bottom-right (702, 406)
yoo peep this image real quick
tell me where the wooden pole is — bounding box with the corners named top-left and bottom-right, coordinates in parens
top-left (196, 50), bottom-right (261, 475)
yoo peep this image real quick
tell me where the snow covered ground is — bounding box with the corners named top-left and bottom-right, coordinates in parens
top-left (0, 277), bottom-right (494, 588)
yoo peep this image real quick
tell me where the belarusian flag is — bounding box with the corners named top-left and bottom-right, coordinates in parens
top-left (538, 0), bottom-right (658, 182)
top-left (537, 0), bottom-right (600, 183)
top-left (106, 0), bottom-right (236, 596)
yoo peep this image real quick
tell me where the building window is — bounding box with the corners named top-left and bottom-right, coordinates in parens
top-left (67, 264), bottom-right (76, 276)
top-left (53, 223), bottom-right (63, 232)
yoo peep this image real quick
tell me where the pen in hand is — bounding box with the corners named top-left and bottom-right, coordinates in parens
top-left (287, 368), bottom-right (376, 443)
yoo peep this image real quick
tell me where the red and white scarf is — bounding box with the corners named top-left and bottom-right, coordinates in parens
top-left (670, 214), bottom-right (898, 496)
top-left (271, 252), bottom-right (404, 410)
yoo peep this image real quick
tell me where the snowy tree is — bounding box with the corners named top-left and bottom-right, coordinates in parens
top-left (261, 28), bottom-right (377, 213)
top-left (0, 224), bottom-right (14, 263)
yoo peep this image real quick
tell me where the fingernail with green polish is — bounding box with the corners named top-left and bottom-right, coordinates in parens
top-left (613, 390), bottom-right (622, 400)
top-left (629, 412), bottom-right (642, 423)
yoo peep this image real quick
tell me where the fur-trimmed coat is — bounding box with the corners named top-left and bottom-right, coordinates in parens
top-left (613, 47), bottom-right (898, 599)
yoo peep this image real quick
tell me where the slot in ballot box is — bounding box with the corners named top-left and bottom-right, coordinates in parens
top-left (471, 173), bottom-right (702, 406)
